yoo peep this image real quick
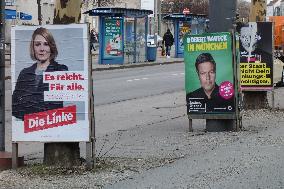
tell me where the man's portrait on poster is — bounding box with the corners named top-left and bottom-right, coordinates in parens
top-left (186, 53), bottom-right (234, 113)
top-left (239, 22), bottom-right (271, 64)
top-left (12, 27), bottom-right (68, 120)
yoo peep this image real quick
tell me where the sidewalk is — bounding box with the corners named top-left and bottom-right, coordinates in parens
top-left (91, 52), bottom-right (184, 71)
top-left (2, 51), bottom-right (284, 188)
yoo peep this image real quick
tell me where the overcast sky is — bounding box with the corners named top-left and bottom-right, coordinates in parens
top-left (244, 0), bottom-right (272, 2)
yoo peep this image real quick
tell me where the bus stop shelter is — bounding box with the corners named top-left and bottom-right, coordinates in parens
top-left (84, 7), bottom-right (153, 64)
top-left (163, 13), bottom-right (207, 58)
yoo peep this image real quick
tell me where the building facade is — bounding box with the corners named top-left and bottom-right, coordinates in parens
top-left (5, 0), bottom-right (149, 42)
top-left (267, 0), bottom-right (284, 19)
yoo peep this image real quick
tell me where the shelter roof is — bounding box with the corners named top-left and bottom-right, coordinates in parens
top-left (84, 7), bottom-right (153, 18)
top-left (163, 13), bottom-right (207, 21)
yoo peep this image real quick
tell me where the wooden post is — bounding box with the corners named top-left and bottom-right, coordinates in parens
top-left (85, 142), bottom-right (92, 170)
top-left (231, 29), bottom-right (241, 131)
top-left (85, 27), bottom-right (95, 169)
top-left (188, 119), bottom-right (193, 132)
top-left (12, 143), bottom-right (18, 169)
top-left (272, 89), bottom-right (275, 110)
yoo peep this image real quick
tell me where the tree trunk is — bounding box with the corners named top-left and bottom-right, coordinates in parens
top-left (53, 0), bottom-right (82, 24)
top-left (44, 143), bottom-right (80, 167)
top-left (43, 0), bottom-right (82, 167)
top-left (243, 91), bottom-right (268, 109)
top-left (242, 0), bottom-right (268, 110)
top-left (249, 0), bottom-right (267, 22)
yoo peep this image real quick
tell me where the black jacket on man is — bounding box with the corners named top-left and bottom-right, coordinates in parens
top-left (186, 84), bottom-right (235, 114)
top-left (163, 30), bottom-right (174, 46)
top-left (12, 61), bottom-right (68, 120)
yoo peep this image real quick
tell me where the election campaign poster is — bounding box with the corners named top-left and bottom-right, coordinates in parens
top-left (238, 22), bottom-right (273, 90)
top-left (11, 24), bottom-right (90, 142)
top-left (184, 32), bottom-right (235, 114)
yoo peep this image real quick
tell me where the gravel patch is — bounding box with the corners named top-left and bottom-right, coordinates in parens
top-left (0, 109), bottom-right (284, 188)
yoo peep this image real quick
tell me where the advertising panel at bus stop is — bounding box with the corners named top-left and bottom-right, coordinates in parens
top-left (11, 24), bottom-right (90, 142)
top-left (184, 32), bottom-right (235, 114)
top-left (104, 18), bottom-right (123, 58)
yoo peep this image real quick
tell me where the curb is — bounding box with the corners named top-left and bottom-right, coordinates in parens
top-left (92, 60), bottom-right (184, 71)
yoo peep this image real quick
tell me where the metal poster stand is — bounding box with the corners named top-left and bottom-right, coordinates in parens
top-left (187, 30), bottom-right (241, 132)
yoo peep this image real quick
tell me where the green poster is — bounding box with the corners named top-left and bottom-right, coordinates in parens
top-left (184, 32), bottom-right (235, 114)
top-left (104, 18), bottom-right (123, 58)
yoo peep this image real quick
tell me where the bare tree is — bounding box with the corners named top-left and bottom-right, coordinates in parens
top-left (83, 0), bottom-right (123, 7)
top-left (161, 0), bottom-right (209, 15)
top-left (237, 0), bottom-right (250, 20)
top-left (161, 0), bottom-right (249, 18)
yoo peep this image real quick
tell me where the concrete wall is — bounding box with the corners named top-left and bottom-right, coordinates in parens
top-left (5, 0), bottom-right (145, 42)
top-left (16, 0), bottom-right (38, 25)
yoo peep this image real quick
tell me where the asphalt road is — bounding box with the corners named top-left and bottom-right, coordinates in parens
top-left (5, 63), bottom-right (188, 156)
top-left (3, 61), bottom-right (284, 188)
top-left (93, 63), bottom-right (190, 136)
top-left (93, 63), bottom-right (185, 106)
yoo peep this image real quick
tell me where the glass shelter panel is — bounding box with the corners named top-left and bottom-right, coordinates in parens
top-left (124, 18), bottom-right (135, 64)
top-left (136, 17), bottom-right (146, 62)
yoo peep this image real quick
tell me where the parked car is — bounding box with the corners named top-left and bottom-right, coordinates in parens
top-left (147, 34), bottom-right (163, 47)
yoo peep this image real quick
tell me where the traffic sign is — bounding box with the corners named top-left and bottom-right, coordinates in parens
top-left (183, 8), bottom-right (190, 15)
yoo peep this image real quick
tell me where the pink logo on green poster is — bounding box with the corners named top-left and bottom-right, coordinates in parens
top-left (219, 81), bottom-right (234, 99)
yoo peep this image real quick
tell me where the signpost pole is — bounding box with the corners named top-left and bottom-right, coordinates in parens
top-left (231, 28), bottom-right (241, 131)
top-left (0, 0), bottom-right (5, 152)
top-left (205, 0), bottom-right (237, 132)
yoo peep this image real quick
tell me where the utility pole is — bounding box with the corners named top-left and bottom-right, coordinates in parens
top-left (37, 0), bottom-right (42, 25)
top-left (0, 0), bottom-right (5, 152)
top-left (155, 0), bottom-right (158, 35)
top-left (207, 0), bottom-right (237, 132)
top-left (209, 0), bottom-right (237, 32)
top-left (158, 0), bottom-right (161, 35)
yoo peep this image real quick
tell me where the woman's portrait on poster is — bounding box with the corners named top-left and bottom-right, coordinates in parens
top-left (12, 27), bottom-right (68, 121)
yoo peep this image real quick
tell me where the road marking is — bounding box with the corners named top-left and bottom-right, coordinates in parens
top-left (171, 73), bottom-right (184, 76)
top-left (127, 77), bottom-right (148, 82)
top-left (126, 74), bottom-right (183, 83)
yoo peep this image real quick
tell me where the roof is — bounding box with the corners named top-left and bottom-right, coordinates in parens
top-left (84, 7), bottom-right (153, 18)
top-left (267, 0), bottom-right (280, 6)
top-left (163, 13), bottom-right (207, 21)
